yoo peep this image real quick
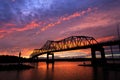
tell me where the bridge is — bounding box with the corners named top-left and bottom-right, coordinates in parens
top-left (30, 36), bottom-right (120, 65)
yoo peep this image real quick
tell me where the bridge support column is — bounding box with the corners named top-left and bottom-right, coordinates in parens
top-left (46, 52), bottom-right (54, 63)
top-left (47, 53), bottom-right (49, 62)
top-left (100, 48), bottom-right (106, 64)
top-left (91, 48), bottom-right (97, 65)
top-left (91, 46), bottom-right (106, 65)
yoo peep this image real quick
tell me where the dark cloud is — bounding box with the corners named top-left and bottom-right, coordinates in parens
top-left (0, 0), bottom-right (108, 24)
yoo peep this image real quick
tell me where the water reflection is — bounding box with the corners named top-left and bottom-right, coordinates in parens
top-left (16, 70), bottom-right (20, 80)
top-left (45, 63), bottom-right (54, 80)
top-left (92, 66), bottom-right (120, 80)
top-left (92, 66), bottom-right (107, 80)
top-left (46, 62), bottom-right (54, 71)
top-left (0, 62), bottom-right (120, 80)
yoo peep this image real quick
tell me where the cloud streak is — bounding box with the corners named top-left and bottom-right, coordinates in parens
top-left (40, 8), bottom-right (96, 32)
top-left (60, 6), bottom-right (120, 36)
top-left (0, 7), bottom-right (95, 38)
top-left (0, 20), bottom-right (41, 38)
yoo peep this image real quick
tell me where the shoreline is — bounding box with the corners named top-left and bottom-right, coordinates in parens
top-left (0, 64), bottom-right (34, 71)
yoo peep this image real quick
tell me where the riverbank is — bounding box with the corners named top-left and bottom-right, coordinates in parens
top-left (0, 64), bottom-right (34, 71)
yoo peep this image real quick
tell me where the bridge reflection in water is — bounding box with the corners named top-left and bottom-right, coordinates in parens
top-left (0, 62), bottom-right (119, 80)
top-left (30, 62), bottom-right (120, 80)
top-left (30, 36), bottom-right (120, 65)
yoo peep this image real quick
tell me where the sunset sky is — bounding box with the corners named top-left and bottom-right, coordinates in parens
top-left (0, 0), bottom-right (120, 58)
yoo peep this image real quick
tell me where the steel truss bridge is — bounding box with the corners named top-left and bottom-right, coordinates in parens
top-left (30, 36), bottom-right (120, 65)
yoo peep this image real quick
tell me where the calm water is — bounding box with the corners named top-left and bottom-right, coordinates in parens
top-left (0, 62), bottom-right (120, 80)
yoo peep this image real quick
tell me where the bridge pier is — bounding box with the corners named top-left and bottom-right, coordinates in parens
top-left (91, 46), bottom-right (106, 65)
top-left (46, 52), bottom-right (54, 63)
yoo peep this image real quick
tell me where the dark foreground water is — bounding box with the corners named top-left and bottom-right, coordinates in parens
top-left (0, 62), bottom-right (120, 80)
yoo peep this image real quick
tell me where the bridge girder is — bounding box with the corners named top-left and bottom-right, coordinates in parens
top-left (30, 36), bottom-right (98, 58)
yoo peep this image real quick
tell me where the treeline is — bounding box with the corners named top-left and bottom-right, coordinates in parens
top-left (0, 55), bottom-right (29, 63)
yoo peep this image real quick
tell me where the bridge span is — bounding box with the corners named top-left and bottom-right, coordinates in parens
top-left (30, 36), bottom-right (120, 65)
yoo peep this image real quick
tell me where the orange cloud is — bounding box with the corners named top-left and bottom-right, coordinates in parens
top-left (21, 48), bottom-right (34, 58)
top-left (0, 47), bottom-right (34, 58)
top-left (41, 21), bottom-right (61, 31)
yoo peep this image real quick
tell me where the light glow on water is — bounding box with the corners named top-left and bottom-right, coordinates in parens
top-left (0, 62), bottom-right (120, 80)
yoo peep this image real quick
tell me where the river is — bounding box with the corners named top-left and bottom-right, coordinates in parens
top-left (0, 62), bottom-right (120, 80)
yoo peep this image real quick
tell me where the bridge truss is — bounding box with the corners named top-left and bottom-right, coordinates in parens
top-left (30, 36), bottom-right (98, 58)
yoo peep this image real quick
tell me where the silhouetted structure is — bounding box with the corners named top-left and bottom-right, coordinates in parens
top-left (18, 51), bottom-right (22, 65)
top-left (0, 55), bottom-right (29, 63)
top-left (30, 36), bottom-right (120, 65)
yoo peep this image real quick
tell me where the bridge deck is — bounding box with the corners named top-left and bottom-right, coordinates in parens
top-left (31, 39), bottom-right (120, 58)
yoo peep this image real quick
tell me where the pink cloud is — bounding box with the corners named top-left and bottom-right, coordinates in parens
top-left (0, 7), bottom-right (96, 38)
top-left (60, 7), bottom-right (120, 34)
top-left (3, 23), bottom-right (16, 27)
top-left (40, 8), bottom-right (96, 32)
top-left (97, 36), bottom-right (115, 42)
top-left (12, 21), bottom-right (40, 31)
top-left (0, 20), bottom-right (40, 38)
